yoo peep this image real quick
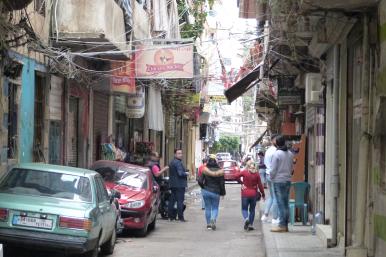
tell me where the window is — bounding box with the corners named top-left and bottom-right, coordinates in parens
top-left (7, 83), bottom-right (18, 159)
top-left (34, 0), bottom-right (45, 16)
top-left (95, 176), bottom-right (109, 203)
top-left (118, 172), bottom-right (148, 190)
top-left (0, 169), bottom-right (92, 202)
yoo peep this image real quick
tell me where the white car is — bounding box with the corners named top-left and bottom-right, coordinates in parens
top-left (216, 152), bottom-right (232, 160)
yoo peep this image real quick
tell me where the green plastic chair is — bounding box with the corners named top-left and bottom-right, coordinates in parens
top-left (289, 182), bottom-right (310, 225)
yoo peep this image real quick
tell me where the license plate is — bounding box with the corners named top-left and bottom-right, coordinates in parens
top-left (12, 215), bottom-right (53, 230)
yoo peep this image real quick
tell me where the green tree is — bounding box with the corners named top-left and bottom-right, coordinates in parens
top-left (210, 136), bottom-right (240, 154)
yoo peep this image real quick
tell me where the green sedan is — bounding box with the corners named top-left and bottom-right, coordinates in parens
top-left (0, 163), bottom-right (119, 257)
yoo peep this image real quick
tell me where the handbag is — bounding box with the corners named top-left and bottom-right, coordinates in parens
top-left (197, 174), bottom-right (206, 188)
top-left (256, 191), bottom-right (262, 201)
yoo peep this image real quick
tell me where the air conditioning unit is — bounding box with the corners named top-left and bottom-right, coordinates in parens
top-left (305, 73), bottom-right (323, 105)
top-left (310, 90), bottom-right (322, 102)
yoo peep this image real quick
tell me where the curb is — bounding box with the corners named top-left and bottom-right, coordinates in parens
top-left (262, 222), bottom-right (279, 257)
top-left (258, 202), bottom-right (279, 257)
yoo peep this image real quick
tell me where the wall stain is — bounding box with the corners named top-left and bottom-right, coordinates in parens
top-left (374, 167), bottom-right (380, 185)
top-left (375, 214), bottom-right (386, 242)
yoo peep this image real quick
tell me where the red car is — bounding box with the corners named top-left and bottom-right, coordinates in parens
top-left (218, 160), bottom-right (240, 181)
top-left (90, 160), bottom-right (160, 236)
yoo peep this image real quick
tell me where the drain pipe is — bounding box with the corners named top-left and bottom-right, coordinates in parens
top-left (353, 14), bottom-right (370, 249)
top-left (331, 45), bottom-right (340, 247)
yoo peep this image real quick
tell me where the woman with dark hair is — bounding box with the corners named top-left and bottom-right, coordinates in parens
top-left (200, 155), bottom-right (226, 230)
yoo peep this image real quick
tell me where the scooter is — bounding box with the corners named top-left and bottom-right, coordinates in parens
top-left (157, 177), bottom-right (171, 219)
top-left (157, 177), bottom-right (186, 219)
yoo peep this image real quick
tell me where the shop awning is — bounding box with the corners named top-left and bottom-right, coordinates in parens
top-left (249, 129), bottom-right (268, 151)
top-left (224, 62), bottom-right (263, 104)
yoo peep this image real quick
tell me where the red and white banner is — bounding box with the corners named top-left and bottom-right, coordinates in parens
top-left (111, 60), bottom-right (136, 94)
top-left (135, 45), bottom-right (193, 79)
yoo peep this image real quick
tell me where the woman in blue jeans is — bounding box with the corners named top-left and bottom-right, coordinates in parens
top-left (235, 162), bottom-right (265, 231)
top-left (201, 156), bottom-right (226, 230)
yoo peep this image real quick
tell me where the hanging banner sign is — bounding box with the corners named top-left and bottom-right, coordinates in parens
top-left (126, 86), bottom-right (145, 118)
top-left (135, 44), bottom-right (193, 79)
top-left (111, 60), bottom-right (136, 94)
top-left (209, 95), bottom-right (227, 103)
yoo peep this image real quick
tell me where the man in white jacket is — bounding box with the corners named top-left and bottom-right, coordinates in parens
top-left (270, 135), bottom-right (294, 232)
top-left (261, 134), bottom-right (279, 223)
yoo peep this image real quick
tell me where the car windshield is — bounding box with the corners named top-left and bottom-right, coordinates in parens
top-left (95, 167), bottom-right (127, 182)
top-left (220, 162), bottom-right (235, 168)
top-left (118, 172), bottom-right (147, 190)
top-left (0, 168), bottom-right (92, 202)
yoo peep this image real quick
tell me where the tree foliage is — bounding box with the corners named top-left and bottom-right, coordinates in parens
top-left (210, 136), bottom-right (240, 153)
top-left (178, 0), bottom-right (208, 40)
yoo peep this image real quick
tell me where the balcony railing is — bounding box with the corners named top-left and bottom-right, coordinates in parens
top-left (53, 0), bottom-right (129, 58)
top-left (300, 0), bottom-right (378, 11)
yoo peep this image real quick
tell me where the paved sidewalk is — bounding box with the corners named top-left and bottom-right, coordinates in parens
top-left (187, 179), bottom-right (198, 192)
top-left (262, 221), bottom-right (344, 257)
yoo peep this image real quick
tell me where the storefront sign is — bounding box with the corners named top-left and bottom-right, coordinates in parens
top-left (278, 95), bottom-right (302, 106)
top-left (126, 86), bottom-right (145, 118)
top-left (135, 44), bottom-right (193, 79)
top-left (277, 87), bottom-right (304, 107)
top-left (209, 95), bottom-right (227, 103)
top-left (111, 60), bottom-right (136, 94)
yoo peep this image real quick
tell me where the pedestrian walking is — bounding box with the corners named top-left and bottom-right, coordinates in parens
top-left (168, 149), bottom-right (188, 222)
top-left (235, 162), bottom-right (265, 231)
top-left (200, 155), bottom-right (226, 230)
top-left (261, 134), bottom-right (279, 224)
top-left (198, 158), bottom-right (208, 210)
top-left (258, 151), bottom-right (267, 187)
top-left (147, 151), bottom-right (169, 185)
top-left (270, 135), bottom-right (294, 232)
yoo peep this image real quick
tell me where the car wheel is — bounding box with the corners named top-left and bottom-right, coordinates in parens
top-left (83, 243), bottom-right (99, 257)
top-left (137, 222), bottom-right (148, 237)
top-left (148, 215), bottom-right (157, 231)
top-left (101, 226), bottom-right (116, 255)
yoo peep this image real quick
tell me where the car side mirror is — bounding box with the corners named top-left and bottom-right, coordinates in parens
top-left (110, 189), bottom-right (121, 199)
top-left (152, 185), bottom-right (158, 193)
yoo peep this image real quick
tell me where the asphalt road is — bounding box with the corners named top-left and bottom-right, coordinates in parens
top-left (4, 184), bottom-right (266, 257)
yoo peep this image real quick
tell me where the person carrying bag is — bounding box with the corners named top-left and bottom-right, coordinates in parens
top-left (199, 155), bottom-right (225, 230)
top-left (235, 162), bottom-right (265, 231)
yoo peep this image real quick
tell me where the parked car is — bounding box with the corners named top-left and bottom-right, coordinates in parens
top-left (218, 160), bottom-right (240, 182)
top-left (0, 163), bottom-right (120, 257)
top-left (216, 152), bottom-right (232, 160)
top-left (90, 160), bottom-right (160, 236)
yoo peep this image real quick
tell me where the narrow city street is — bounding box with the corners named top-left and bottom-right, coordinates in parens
top-left (113, 184), bottom-right (265, 257)
top-left (5, 184), bottom-right (265, 257)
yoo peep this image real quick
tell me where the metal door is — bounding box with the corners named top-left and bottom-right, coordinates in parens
top-left (68, 97), bottom-right (79, 167)
top-left (49, 121), bottom-right (62, 164)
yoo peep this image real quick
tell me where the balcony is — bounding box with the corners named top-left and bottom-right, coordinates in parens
top-left (300, 0), bottom-right (379, 11)
top-left (53, 0), bottom-right (129, 59)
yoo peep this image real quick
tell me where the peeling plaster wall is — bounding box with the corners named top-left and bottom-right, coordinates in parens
top-left (371, 1), bottom-right (386, 255)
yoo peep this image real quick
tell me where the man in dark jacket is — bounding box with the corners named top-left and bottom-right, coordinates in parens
top-left (168, 149), bottom-right (188, 221)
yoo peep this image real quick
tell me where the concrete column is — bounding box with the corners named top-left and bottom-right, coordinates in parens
top-left (88, 89), bottom-right (94, 167)
top-left (351, 15), bottom-right (370, 254)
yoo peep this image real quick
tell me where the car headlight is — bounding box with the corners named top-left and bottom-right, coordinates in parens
top-left (123, 200), bottom-right (145, 209)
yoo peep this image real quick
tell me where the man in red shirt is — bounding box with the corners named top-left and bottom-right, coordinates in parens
top-left (148, 152), bottom-right (169, 184)
top-left (235, 162), bottom-right (265, 231)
